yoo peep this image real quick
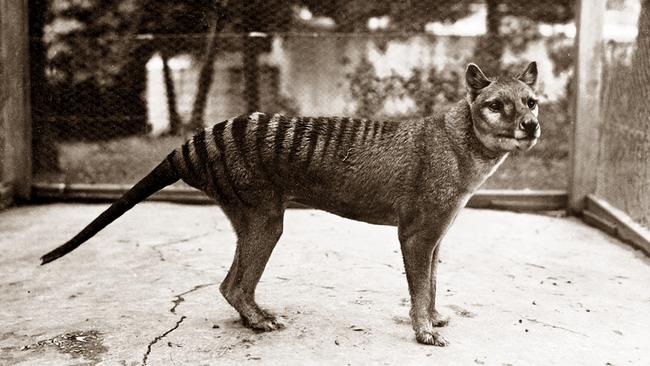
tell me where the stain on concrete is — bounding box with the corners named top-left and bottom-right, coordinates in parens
top-left (448, 304), bottom-right (477, 318)
top-left (392, 316), bottom-right (411, 325)
top-left (20, 330), bottom-right (107, 365)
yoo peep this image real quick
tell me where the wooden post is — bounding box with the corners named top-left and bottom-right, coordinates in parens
top-left (569, 0), bottom-right (606, 213)
top-left (0, 0), bottom-right (31, 201)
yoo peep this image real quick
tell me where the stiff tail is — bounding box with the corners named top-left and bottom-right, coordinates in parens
top-left (40, 154), bottom-right (180, 265)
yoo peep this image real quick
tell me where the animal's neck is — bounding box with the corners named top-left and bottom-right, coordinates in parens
top-left (445, 99), bottom-right (509, 190)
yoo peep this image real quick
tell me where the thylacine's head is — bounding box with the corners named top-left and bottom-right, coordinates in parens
top-left (465, 62), bottom-right (540, 153)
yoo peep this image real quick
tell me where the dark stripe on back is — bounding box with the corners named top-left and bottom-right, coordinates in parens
top-left (345, 118), bottom-right (362, 150)
top-left (303, 117), bottom-right (320, 168)
top-left (371, 120), bottom-right (381, 141)
top-left (254, 113), bottom-right (271, 151)
top-left (332, 117), bottom-right (350, 156)
top-left (193, 130), bottom-right (228, 203)
top-left (212, 123), bottom-right (249, 206)
top-left (181, 142), bottom-right (199, 183)
top-left (273, 116), bottom-right (290, 166)
top-left (254, 113), bottom-right (275, 183)
top-left (359, 119), bottom-right (371, 146)
top-left (319, 117), bottom-right (336, 161)
top-left (288, 117), bottom-right (308, 162)
top-left (231, 115), bottom-right (249, 167)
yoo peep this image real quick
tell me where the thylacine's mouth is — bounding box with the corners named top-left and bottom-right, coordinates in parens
top-left (496, 133), bottom-right (536, 141)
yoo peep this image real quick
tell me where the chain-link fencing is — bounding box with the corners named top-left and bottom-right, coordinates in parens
top-left (598, 0), bottom-right (650, 227)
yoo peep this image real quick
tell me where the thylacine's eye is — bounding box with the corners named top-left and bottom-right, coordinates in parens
top-left (527, 98), bottom-right (538, 109)
top-left (487, 100), bottom-right (502, 112)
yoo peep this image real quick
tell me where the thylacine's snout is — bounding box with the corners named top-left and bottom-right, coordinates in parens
top-left (519, 118), bottom-right (540, 139)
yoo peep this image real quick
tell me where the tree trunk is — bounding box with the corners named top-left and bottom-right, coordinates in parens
top-left (29, 0), bottom-right (59, 174)
top-left (161, 50), bottom-right (182, 135)
top-left (243, 37), bottom-right (261, 113)
top-left (187, 11), bottom-right (222, 134)
top-left (474, 0), bottom-right (503, 75)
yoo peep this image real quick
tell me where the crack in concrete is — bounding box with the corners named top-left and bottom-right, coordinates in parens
top-left (150, 232), bottom-right (212, 262)
top-left (141, 316), bottom-right (186, 366)
top-left (170, 283), bottom-right (218, 314)
top-left (141, 283), bottom-right (218, 365)
top-left (524, 317), bottom-right (588, 337)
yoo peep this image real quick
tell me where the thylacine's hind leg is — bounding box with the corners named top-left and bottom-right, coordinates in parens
top-left (220, 202), bottom-right (285, 331)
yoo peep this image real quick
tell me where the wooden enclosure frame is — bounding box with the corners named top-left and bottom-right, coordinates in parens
top-left (1, 0), bottom-right (647, 254)
top-left (0, 0), bottom-right (31, 208)
top-left (569, 0), bottom-right (650, 254)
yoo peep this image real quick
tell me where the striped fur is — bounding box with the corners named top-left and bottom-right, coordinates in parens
top-left (41, 62), bottom-right (540, 346)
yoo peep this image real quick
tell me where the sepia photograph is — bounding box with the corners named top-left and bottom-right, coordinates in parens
top-left (1, 0), bottom-right (649, 364)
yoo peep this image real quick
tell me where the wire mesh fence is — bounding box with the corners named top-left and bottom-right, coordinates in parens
top-left (30, 0), bottom-right (576, 189)
top-left (598, 0), bottom-right (650, 227)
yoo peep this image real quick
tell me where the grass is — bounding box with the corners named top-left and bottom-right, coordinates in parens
top-left (34, 103), bottom-right (570, 190)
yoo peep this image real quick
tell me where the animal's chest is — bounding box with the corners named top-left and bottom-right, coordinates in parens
top-left (462, 154), bottom-right (507, 193)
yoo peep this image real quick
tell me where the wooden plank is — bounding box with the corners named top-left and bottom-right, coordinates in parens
top-left (0, 0), bottom-right (31, 200)
top-left (468, 189), bottom-right (567, 211)
top-left (31, 183), bottom-right (568, 212)
top-left (31, 183), bottom-right (213, 205)
top-left (569, 0), bottom-right (606, 212)
top-left (583, 194), bottom-right (650, 256)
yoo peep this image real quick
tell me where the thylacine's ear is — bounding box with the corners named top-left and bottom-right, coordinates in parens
top-left (518, 61), bottom-right (537, 88)
top-left (466, 63), bottom-right (491, 100)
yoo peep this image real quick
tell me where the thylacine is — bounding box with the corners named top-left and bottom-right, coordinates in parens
top-left (41, 62), bottom-right (540, 346)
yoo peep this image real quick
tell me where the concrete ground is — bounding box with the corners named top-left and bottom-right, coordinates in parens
top-left (1, 203), bottom-right (649, 366)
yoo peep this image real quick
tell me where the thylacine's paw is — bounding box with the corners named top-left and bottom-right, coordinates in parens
top-left (413, 321), bottom-right (449, 346)
top-left (430, 311), bottom-right (450, 327)
top-left (415, 330), bottom-right (449, 346)
top-left (241, 313), bottom-right (285, 332)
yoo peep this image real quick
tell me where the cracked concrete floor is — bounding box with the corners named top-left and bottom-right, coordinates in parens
top-left (1, 202), bottom-right (649, 365)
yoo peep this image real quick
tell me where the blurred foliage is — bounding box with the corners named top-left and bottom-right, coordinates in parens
top-left (44, 0), bottom-right (220, 85)
top-left (44, 0), bottom-right (139, 85)
top-left (301, 0), bottom-right (473, 32)
top-left (545, 34), bottom-right (574, 77)
top-left (39, 0), bottom-right (578, 90)
top-left (348, 57), bottom-right (386, 118)
top-left (39, 0), bottom-right (474, 87)
top-left (501, 0), bottom-right (573, 23)
top-left (348, 55), bottom-right (464, 118)
top-left (473, 0), bottom-right (573, 75)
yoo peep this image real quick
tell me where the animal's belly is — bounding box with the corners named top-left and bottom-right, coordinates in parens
top-left (289, 195), bottom-right (397, 226)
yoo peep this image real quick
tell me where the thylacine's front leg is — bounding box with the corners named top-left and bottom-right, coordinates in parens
top-left (398, 208), bottom-right (457, 346)
top-left (428, 244), bottom-right (450, 327)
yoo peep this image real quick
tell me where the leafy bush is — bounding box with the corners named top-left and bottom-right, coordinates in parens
top-left (347, 55), bottom-right (464, 118)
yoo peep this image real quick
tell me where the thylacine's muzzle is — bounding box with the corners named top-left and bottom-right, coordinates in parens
top-left (519, 117), bottom-right (540, 139)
